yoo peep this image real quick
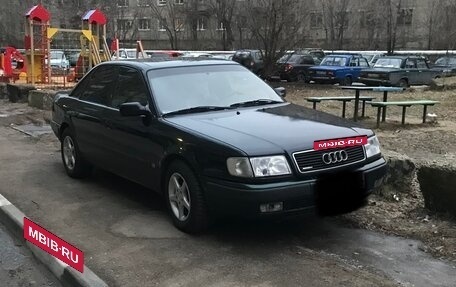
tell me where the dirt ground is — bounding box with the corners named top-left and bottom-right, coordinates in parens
top-left (281, 82), bottom-right (456, 262)
top-left (0, 83), bottom-right (455, 263)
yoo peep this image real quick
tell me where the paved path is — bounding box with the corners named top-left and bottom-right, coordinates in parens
top-left (0, 127), bottom-right (455, 287)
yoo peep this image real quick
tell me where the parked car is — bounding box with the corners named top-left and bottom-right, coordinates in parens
top-left (232, 49), bottom-right (264, 77)
top-left (431, 56), bottom-right (456, 77)
top-left (180, 52), bottom-right (214, 59)
top-left (271, 53), bottom-right (320, 82)
top-left (49, 50), bottom-right (70, 70)
top-left (361, 53), bottom-right (385, 66)
top-left (358, 56), bottom-right (441, 87)
top-left (51, 59), bottom-right (386, 233)
top-left (112, 48), bottom-right (149, 60)
top-left (308, 54), bottom-right (370, 85)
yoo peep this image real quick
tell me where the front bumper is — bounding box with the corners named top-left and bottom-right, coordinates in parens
top-left (204, 157), bottom-right (387, 217)
top-left (310, 76), bottom-right (337, 84)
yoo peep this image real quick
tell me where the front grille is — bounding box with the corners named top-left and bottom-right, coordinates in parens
top-left (293, 146), bottom-right (365, 173)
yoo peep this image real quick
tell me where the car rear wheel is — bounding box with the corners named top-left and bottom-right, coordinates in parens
top-left (61, 129), bottom-right (92, 178)
top-left (398, 79), bottom-right (408, 88)
top-left (165, 160), bottom-right (211, 233)
top-left (296, 73), bottom-right (305, 82)
top-left (341, 76), bottom-right (352, 86)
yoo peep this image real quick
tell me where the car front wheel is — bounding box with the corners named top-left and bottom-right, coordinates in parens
top-left (61, 129), bottom-right (92, 178)
top-left (165, 161), bottom-right (211, 233)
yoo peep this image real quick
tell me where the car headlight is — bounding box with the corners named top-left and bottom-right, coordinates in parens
top-left (227, 155), bottom-right (291, 177)
top-left (364, 136), bottom-right (381, 158)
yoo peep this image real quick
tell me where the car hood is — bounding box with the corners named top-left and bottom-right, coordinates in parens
top-left (165, 103), bottom-right (373, 156)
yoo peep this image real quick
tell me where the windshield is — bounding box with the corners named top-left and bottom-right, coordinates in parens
top-left (148, 65), bottom-right (283, 114)
top-left (435, 57), bottom-right (456, 65)
top-left (374, 58), bottom-right (402, 68)
top-left (320, 56), bottom-right (347, 66)
top-left (277, 53), bottom-right (293, 63)
top-left (50, 52), bottom-right (63, 60)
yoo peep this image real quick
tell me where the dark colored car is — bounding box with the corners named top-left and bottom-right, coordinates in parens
top-left (359, 56), bottom-right (441, 87)
top-left (271, 53), bottom-right (320, 82)
top-left (308, 54), bottom-right (370, 85)
top-left (51, 60), bottom-right (386, 233)
top-left (232, 49), bottom-right (264, 77)
top-left (431, 56), bottom-right (456, 77)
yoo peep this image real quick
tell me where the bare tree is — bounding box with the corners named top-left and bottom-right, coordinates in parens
top-left (149, 0), bottom-right (185, 49)
top-left (245, 0), bottom-right (306, 77)
top-left (207, 0), bottom-right (236, 50)
top-left (321, 0), bottom-right (351, 50)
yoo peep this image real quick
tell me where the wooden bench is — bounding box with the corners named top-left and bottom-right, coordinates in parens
top-left (307, 96), bottom-right (376, 118)
top-left (370, 100), bottom-right (440, 127)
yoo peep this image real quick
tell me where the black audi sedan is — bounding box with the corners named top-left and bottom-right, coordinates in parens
top-left (51, 60), bottom-right (386, 233)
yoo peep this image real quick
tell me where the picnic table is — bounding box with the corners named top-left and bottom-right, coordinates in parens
top-left (306, 96), bottom-right (376, 118)
top-left (340, 86), bottom-right (405, 122)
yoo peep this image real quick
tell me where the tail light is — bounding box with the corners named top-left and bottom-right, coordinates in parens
top-left (284, 64), bottom-right (293, 72)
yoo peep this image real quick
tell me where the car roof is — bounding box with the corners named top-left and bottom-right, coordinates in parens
top-left (97, 59), bottom-right (238, 71)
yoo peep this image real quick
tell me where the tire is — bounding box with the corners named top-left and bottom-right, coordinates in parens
top-left (296, 73), bottom-right (305, 82)
top-left (60, 128), bottom-right (92, 178)
top-left (341, 76), bottom-right (352, 86)
top-left (398, 79), bottom-right (408, 88)
top-left (165, 160), bottom-right (211, 233)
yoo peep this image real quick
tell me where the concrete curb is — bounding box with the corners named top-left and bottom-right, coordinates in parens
top-left (0, 193), bottom-right (109, 287)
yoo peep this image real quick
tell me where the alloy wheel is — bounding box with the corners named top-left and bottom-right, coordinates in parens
top-left (168, 173), bottom-right (191, 221)
top-left (63, 136), bottom-right (76, 171)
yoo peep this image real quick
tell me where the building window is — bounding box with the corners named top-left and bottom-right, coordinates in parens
top-left (397, 8), bottom-right (413, 26)
top-left (174, 0), bottom-right (184, 4)
top-left (138, 19), bottom-right (151, 30)
top-left (310, 12), bottom-right (323, 28)
top-left (217, 20), bottom-right (225, 31)
top-left (117, 19), bottom-right (133, 31)
top-left (197, 17), bottom-right (207, 31)
top-left (137, 0), bottom-right (149, 6)
top-left (158, 0), bottom-right (167, 6)
top-left (175, 18), bottom-right (184, 31)
top-left (237, 16), bottom-right (247, 29)
top-left (117, 0), bottom-right (129, 7)
top-left (335, 11), bottom-right (349, 28)
top-left (158, 20), bottom-right (167, 31)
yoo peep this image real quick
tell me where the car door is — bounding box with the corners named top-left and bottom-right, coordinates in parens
top-left (103, 66), bottom-right (160, 187)
top-left (300, 55), bottom-right (316, 80)
top-left (70, 65), bottom-right (118, 167)
top-left (416, 58), bottom-right (432, 84)
top-left (404, 58), bottom-right (418, 84)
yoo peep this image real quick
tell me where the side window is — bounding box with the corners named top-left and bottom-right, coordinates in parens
top-left (417, 59), bottom-right (427, 69)
top-left (349, 58), bottom-right (358, 66)
top-left (301, 56), bottom-right (314, 65)
top-left (79, 65), bottom-right (118, 105)
top-left (359, 58), bottom-right (369, 67)
top-left (109, 67), bottom-right (149, 109)
top-left (405, 59), bottom-right (417, 68)
top-left (255, 52), bottom-right (263, 60)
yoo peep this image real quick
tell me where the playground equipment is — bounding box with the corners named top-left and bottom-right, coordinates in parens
top-left (24, 5), bottom-right (111, 84)
top-left (24, 5), bottom-right (51, 84)
top-left (0, 47), bottom-right (27, 83)
top-left (75, 9), bottom-right (111, 80)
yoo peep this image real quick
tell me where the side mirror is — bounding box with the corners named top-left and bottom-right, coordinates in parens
top-left (119, 102), bottom-right (150, 117)
top-left (274, 87), bottom-right (286, 98)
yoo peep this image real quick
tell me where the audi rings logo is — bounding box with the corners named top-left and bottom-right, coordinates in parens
top-left (322, 150), bottom-right (349, 165)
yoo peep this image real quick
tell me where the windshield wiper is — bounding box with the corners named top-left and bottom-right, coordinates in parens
top-left (163, 106), bottom-right (231, 116)
top-left (229, 99), bottom-right (283, 108)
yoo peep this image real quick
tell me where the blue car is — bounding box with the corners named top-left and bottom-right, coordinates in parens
top-left (308, 54), bottom-right (370, 85)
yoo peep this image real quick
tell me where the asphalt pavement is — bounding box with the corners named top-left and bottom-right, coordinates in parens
top-left (0, 126), bottom-right (455, 287)
top-left (0, 221), bottom-right (62, 287)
